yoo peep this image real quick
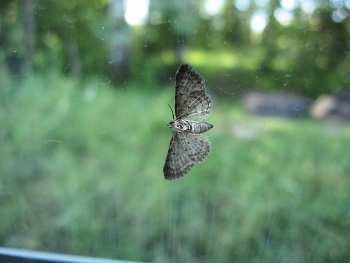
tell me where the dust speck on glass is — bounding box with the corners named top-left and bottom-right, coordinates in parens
top-left (163, 64), bottom-right (213, 180)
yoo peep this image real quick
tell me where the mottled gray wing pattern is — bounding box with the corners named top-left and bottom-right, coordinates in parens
top-left (164, 131), bottom-right (212, 180)
top-left (182, 133), bottom-right (212, 163)
top-left (175, 64), bottom-right (212, 119)
top-left (164, 131), bottom-right (194, 180)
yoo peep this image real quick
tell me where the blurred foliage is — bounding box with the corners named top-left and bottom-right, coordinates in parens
top-left (1, 72), bottom-right (350, 262)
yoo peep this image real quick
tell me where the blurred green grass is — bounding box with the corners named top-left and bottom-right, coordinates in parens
top-left (1, 72), bottom-right (350, 262)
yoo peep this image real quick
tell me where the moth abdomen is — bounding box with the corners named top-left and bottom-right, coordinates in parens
top-left (186, 120), bottom-right (213, 133)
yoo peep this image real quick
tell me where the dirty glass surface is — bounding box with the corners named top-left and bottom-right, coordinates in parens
top-left (1, 0), bottom-right (350, 262)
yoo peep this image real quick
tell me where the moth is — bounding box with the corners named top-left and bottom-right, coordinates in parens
top-left (163, 63), bottom-right (213, 180)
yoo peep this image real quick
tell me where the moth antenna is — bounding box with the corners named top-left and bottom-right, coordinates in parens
top-left (167, 104), bottom-right (175, 119)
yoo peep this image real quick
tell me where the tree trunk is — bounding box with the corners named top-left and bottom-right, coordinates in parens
top-left (63, 22), bottom-right (83, 81)
top-left (108, 0), bottom-right (131, 84)
top-left (22, 0), bottom-right (36, 73)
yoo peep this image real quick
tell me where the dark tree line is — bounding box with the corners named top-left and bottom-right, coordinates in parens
top-left (0, 0), bottom-right (349, 97)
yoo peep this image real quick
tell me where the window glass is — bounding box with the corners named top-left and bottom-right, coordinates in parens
top-left (1, 0), bottom-right (350, 262)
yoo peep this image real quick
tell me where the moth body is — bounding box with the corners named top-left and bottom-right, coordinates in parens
top-left (167, 119), bottom-right (213, 133)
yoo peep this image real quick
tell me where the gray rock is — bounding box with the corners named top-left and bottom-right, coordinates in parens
top-left (311, 88), bottom-right (350, 121)
top-left (242, 91), bottom-right (309, 117)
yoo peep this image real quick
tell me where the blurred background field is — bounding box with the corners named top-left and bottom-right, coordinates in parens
top-left (1, 0), bottom-right (350, 262)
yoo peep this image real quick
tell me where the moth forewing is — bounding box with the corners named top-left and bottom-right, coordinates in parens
top-left (163, 131), bottom-right (195, 180)
top-left (175, 64), bottom-right (212, 120)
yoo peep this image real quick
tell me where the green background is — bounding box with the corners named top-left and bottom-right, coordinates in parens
top-left (1, 0), bottom-right (350, 262)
